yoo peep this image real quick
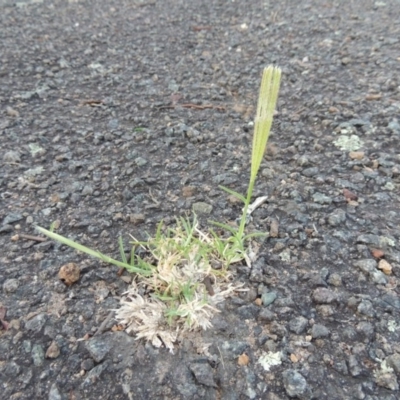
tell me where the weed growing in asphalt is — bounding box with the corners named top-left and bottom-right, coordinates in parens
top-left (36, 66), bottom-right (281, 351)
top-left (218, 65), bottom-right (281, 243)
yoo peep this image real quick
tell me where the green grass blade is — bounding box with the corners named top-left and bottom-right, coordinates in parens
top-left (130, 247), bottom-right (136, 266)
top-left (155, 220), bottom-right (164, 240)
top-left (242, 232), bottom-right (268, 240)
top-left (118, 237), bottom-right (128, 264)
top-left (218, 185), bottom-right (246, 203)
top-left (209, 220), bottom-right (239, 236)
top-left (49, 221), bottom-right (56, 232)
top-left (179, 216), bottom-right (195, 246)
top-left (154, 293), bottom-right (177, 302)
top-left (36, 226), bottom-right (152, 276)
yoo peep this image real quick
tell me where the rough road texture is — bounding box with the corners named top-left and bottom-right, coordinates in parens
top-left (1, 0), bottom-right (400, 399)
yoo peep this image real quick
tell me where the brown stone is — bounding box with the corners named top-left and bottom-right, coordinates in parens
top-left (378, 259), bottom-right (392, 275)
top-left (182, 186), bottom-right (196, 197)
top-left (349, 151), bottom-right (365, 160)
top-left (58, 263), bottom-right (80, 286)
top-left (238, 353), bottom-right (250, 366)
top-left (371, 248), bottom-right (384, 259)
top-left (270, 220), bottom-right (279, 238)
top-left (46, 341), bottom-right (60, 359)
top-left (130, 213), bottom-right (145, 225)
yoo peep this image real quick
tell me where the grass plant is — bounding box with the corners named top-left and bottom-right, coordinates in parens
top-left (35, 66), bottom-right (281, 351)
top-left (218, 65), bottom-right (281, 242)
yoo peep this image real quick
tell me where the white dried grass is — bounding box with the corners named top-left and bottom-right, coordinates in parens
top-left (114, 219), bottom-right (245, 352)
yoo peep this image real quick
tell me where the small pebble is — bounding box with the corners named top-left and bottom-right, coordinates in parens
top-left (349, 151), bottom-right (364, 160)
top-left (45, 341), bottom-right (60, 359)
top-left (58, 263), bottom-right (80, 286)
top-left (378, 259), bottom-right (392, 275)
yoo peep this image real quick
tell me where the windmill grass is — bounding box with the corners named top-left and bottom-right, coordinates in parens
top-left (35, 65), bottom-right (281, 350)
top-left (218, 65), bottom-right (281, 243)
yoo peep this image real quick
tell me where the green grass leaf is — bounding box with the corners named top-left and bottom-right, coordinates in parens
top-left (242, 232), bottom-right (268, 240)
top-left (218, 185), bottom-right (246, 203)
top-left (36, 226), bottom-right (153, 276)
top-left (209, 220), bottom-right (239, 236)
top-left (118, 236), bottom-right (128, 264)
